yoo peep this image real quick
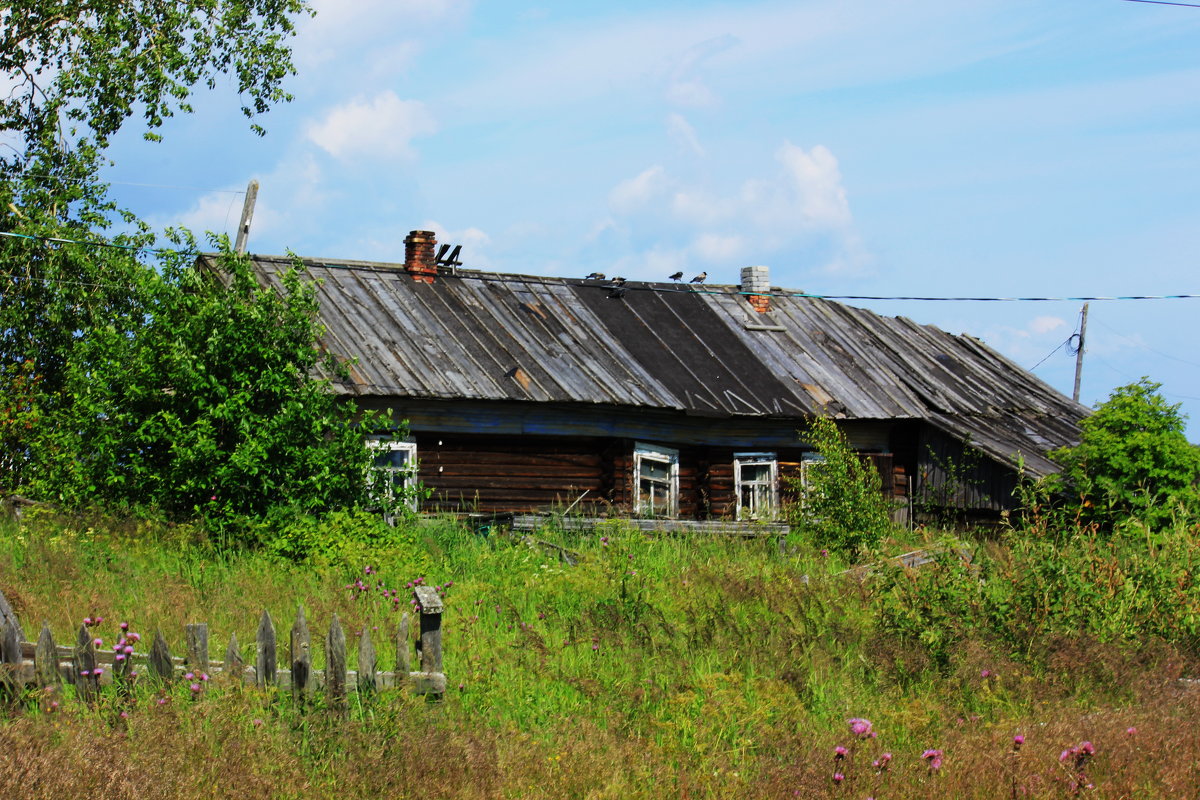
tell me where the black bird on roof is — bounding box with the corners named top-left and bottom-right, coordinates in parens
top-left (669, 271), bottom-right (684, 282)
top-left (690, 272), bottom-right (707, 283)
top-left (585, 272), bottom-right (605, 280)
top-left (607, 286), bottom-right (628, 299)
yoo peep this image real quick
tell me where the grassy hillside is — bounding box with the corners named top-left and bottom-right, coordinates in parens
top-left (1, 509), bottom-right (1198, 798)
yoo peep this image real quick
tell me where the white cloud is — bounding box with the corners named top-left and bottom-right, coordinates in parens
top-left (692, 233), bottom-right (745, 262)
top-left (1030, 315), bottom-right (1067, 335)
top-left (665, 34), bottom-right (738, 108)
top-left (306, 92), bottom-right (437, 161)
top-left (667, 112), bottom-right (705, 157)
top-left (606, 139), bottom-right (869, 276)
top-left (776, 142), bottom-right (851, 230)
top-left (609, 165), bottom-right (668, 214)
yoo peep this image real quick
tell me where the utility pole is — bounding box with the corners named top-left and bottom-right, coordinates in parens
top-left (1072, 302), bottom-right (1088, 403)
top-left (234, 179), bottom-right (259, 254)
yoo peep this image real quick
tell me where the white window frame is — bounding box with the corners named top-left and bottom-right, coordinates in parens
top-left (799, 452), bottom-right (827, 509)
top-left (366, 437), bottom-right (419, 512)
top-left (733, 452), bottom-right (778, 521)
top-left (633, 442), bottom-right (679, 518)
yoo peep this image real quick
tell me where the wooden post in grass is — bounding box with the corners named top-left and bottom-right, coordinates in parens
top-left (149, 630), bottom-right (174, 683)
top-left (73, 625), bottom-right (97, 703)
top-left (256, 610), bottom-right (276, 688)
top-left (414, 586), bottom-right (443, 675)
top-left (290, 606), bottom-right (311, 702)
top-left (34, 623), bottom-right (59, 689)
top-left (326, 614), bottom-right (346, 711)
top-left (225, 633), bottom-right (244, 682)
top-left (0, 617), bottom-right (19, 698)
top-left (358, 628), bottom-right (376, 697)
top-left (186, 623), bottom-right (209, 681)
top-left (396, 613), bottom-right (411, 675)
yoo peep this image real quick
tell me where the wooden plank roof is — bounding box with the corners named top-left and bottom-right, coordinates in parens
top-left (226, 255), bottom-right (1088, 478)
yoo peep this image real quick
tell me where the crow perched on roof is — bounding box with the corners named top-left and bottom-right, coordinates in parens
top-left (585, 272), bottom-right (605, 280)
top-left (607, 286), bottom-right (627, 299)
top-left (669, 271), bottom-right (683, 282)
top-left (690, 272), bottom-right (707, 283)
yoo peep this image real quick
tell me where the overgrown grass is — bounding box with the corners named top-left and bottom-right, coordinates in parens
top-left (1, 510), bottom-right (1198, 798)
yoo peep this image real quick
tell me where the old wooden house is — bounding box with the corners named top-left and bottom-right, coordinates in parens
top-left (224, 230), bottom-right (1088, 524)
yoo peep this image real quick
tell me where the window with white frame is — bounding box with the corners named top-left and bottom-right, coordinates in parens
top-left (634, 442), bottom-right (678, 518)
top-left (367, 438), bottom-right (419, 511)
top-left (733, 452), bottom-right (778, 520)
top-left (798, 453), bottom-right (827, 508)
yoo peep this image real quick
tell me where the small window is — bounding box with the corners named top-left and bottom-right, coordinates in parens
top-left (367, 438), bottom-right (419, 511)
top-left (733, 452), bottom-right (778, 520)
top-left (634, 443), bottom-right (678, 518)
top-left (799, 453), bottom-right (826, 508)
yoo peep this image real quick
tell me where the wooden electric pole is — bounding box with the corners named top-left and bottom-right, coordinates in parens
top-left (234, 179), bottom-right (259, 254)
top-left (1072, 302), bottom-right (1088, 403)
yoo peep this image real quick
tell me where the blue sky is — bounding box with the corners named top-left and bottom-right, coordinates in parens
top-left (103, 0), bottom-right (1200, 438)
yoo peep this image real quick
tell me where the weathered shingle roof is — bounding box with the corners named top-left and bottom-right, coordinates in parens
top-left (228, 255), bottom-right (1088, 477)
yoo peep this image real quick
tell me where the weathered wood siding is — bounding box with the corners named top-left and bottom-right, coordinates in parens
top-left (416, 434), bottom-right (607, 513)
top-left (914, 427), bottom-right (1018, 513)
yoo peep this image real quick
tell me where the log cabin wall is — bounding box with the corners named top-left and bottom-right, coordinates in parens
top-left (414, 433), bottom-right (609, 513)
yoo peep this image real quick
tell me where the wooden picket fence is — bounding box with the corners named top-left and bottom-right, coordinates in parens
top-left (0, 585), bottom-right (445, 708)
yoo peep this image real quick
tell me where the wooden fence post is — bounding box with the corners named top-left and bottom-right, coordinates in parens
top-left (256, 610), bottom-right (276, 688)
top-left (290, 606), bottom-right (311, 702)
top-left (73, 625), bottom-right (97, 702)
top-left (395, 612), bottom-right (411, 676)
top-left (326, 614), bottom-right (346, 712)
top-left (34, 623), bottom-right (59, 689)
top-left (0, 617), bottom-right (20, 698)
top-left (149, 630), bottom-right (174, 683)
top-left (186, 623), bottom-right (209, 681)
top-left (358, 628), bottom-right (376, 697)
top-left (414, 586), bottom-right (443, 675)
top-left (225, 633), bottom-right (244, 682)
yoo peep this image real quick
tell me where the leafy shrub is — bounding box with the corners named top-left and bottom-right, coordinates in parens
top-left (789, 415), bottom-right (894, 556)
top-left (1043, 379), bottom-right (1200, 530)
top-left (249, 506), bottom-right (431, 572)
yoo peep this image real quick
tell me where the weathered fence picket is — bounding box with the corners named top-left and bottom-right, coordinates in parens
top-left (256, 610), bottom-right (276, 688)
top-left (0, 586), bottom-right (446, 710)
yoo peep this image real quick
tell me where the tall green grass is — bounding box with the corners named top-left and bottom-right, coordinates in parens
top-left (1, 510), bottom-right (1198, 798)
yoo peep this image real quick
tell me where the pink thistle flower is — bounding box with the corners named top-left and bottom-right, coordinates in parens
top-left (1013, 734), bottom-right (1025, 748)
top-left (49, 701), bottom-right (59, 710)
top-left (1126, 727), bottom-right (1138, 736)
top-left (124, 645), bottom-right (133, 654)
top-left (93, 666), bottom-right (104, 676)
top-left (93, 638), bottom-right (103, 647)
top-left (83, 617), bottom-right (93, 626)
top-left (981, 669), bottom-right (992, 678)
top-left (832, 773), bottom-right (844, 784)
top-left (253, 718), bottom-right (263, 726)
top-left (80, 669), bottom-right (90, 677)
top-left (200, 673), bottom-right (209, 682)
top-left (189, 682), bottom-right (201, 693)
top-left (157, 697), bottom-right (167, 705)
top-left (119, 711), bottom-right (129, 719)
top-left (834, 745), bottom-right (848, 760)
top-left (184, 672), bottom-right (194, 681)
top-left (115, 654), bottom-right (125, 662)
top-left (922, 748), bottom-right (944, 771)
top-left (120, 621), bottom-right (129, 631)
top-left (848, 717), bottom-right (874, 738)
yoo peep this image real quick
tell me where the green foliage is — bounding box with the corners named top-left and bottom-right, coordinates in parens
top-left (0, 0), bottom-right (310, 164)
top-left (24, 242), bottom-right (382, 530)
top-left (252, 507), bottom-right (432, 571)
top-left (789, 415), bottom-right (894, 556)
top-left (1044, 379), bottom-right (1200, 530)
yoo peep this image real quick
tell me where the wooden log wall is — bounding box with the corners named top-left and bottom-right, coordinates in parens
top-left (416, 434), bottom-right (607, 513)
top-left (0, 588), bottom-right (446, 709)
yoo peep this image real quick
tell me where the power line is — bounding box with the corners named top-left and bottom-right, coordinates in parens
top-left (1028, 336), bottom-right (1076, 371)
top-left (1121, 0), bottom-right (1200, 8)
top-left (4, 228), bottom-right (1200, 304)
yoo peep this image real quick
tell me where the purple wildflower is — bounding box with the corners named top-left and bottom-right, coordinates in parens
top-left (922, 749), bottom-right (944, 771)
top-left (848, 717), bottom-right (874, 739)
top-left (832, 772), bottom-right (844, 784)
top-left (834, 745), bottom-right (848, 760)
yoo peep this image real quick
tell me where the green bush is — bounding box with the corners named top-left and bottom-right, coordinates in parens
top-left (788, 415), bottom-right (894, 557)
top-left (1044, 378), bottom-right (1200, 530)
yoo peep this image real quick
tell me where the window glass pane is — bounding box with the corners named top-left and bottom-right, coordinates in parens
top-left (374, 449), bottom-right (410, 469)
top-left (640, 459), bottom-right (669, 481)
top-left (742, 463), bottom-right (771, 483)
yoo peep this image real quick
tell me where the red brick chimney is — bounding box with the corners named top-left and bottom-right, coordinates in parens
top-left (741, 265), bottom-right (770, 313)
top-left (404, 230), bottom-right (437, 283)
